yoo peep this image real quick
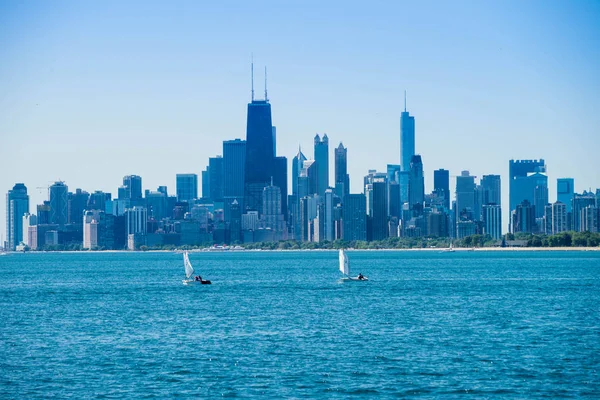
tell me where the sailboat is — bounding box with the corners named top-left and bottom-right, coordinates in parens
top-left (182, 251), bottom-right (211, 285)
top-left (442, 242), bottom-right (455, 252)
top-left (339, 249), bottom-right (368, 282)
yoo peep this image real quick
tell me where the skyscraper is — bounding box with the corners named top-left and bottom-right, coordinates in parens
top-left (314, 134), bottom-right (329, 196)
top-left (176, 174), bottom-right (198, 203)
top-left (455, 171), bottom-right (476, 222)
top-left (223, 139), bottom-right (246, 211)
top-left (273, 156), bottom-right (288, 221)
top-left (261, 181), bottom-right (285, 239)
top-left (408, 155), bottom-right (424, 212)
top-left (481, 175), bottom-right (501, 206)
top-left (209, 156), bottom-right (224, 203)
top-left (483, 204), bottom-right (502, 240)
top-left (122, 175), bottom-right (143, 201)
top-left (49, 181), bottom-right (68, 226)
top-left (400, 93), bottom-right (415, 172)
top-left (551, 201), bottom-right (567, 234)
top-left (201, 169), bottom-right (210, 199)
top-left (433, 169), bottom-right (450, 210)
top-left (335, 143), bottom-right (350, 198)
top-left (244, 89), bottom-right (275, 213)
top-left (6, 183), bottom-right (29, 250)
top-left (68, 189), bottom-right (89, 225)
top-left (292, 147), bottom-right (307, 197)
top-left (366, 177), bottom-right (388, 241)
top-left (342, 194), bottom-right (367, 241)
top-left (509, 159), bottom-right (546, 214)
top-left (557, 178), bottom-right (575, 213)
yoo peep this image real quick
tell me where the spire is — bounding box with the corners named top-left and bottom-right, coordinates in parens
top-left (404, 90), bottom-right (407, 112)
top-left (264, 66), bottom-right (268, 101)
top-left (251, 54), bottom-right (255, 101)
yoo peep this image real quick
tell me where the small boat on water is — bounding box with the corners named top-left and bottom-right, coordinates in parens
top-left (339, 249), bottom-right (368, 282)
top-left (182, 251), bottom-right (211, 285)
top-left (442, 243), bottom-right (455, 252)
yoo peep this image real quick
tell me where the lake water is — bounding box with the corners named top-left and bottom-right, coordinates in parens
top-left (1, 251), bottom-right (599, 398)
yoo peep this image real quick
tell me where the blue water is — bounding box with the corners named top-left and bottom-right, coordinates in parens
top-left (1, 251), bottom-right (599, 398)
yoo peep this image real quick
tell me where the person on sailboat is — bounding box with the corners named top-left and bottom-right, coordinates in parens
top-left (195, 275), bottom-right (202, 282)
top-left (358, 273), bottom-right (364, 280)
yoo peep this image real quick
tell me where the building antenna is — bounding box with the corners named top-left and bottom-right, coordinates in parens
top-left (251, 54), bottom-right (255, 101)
top-left (404, 90), bottom-right (407, 112)
top-left (264, 66), bottom-right (268, 101)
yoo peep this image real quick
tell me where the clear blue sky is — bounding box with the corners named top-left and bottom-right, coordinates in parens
top-left (1, 0), bottom-right (599, 237)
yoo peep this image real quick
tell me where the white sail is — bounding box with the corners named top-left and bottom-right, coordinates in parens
top-left (184, 251), bottom-right (194, 279)
top-left (339, 249), bottom-right (349, 276)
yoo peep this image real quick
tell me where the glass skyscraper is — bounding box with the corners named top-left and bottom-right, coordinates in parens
top-left (335, 143), bottom-right (350, 198)
top-left (244, 99), bottom-right (275, 213)
top-left (6, 183), bottom-right (29, 250)
top-left (433, 169), bottom-right (450, 210)
top-left (314, 134), bottom-right (329, 196)
top-left (400, 102), bottom-right (415, 172)
top-left (49, 181), bottom-right (68, 226)
top-left (557, 178), bottom-right (575, 212)
top-left (176, 174), bottom-right (198, 203)
top-left (223, 139), bottom-right (246, 213)
top-left (509, 159), bottom-right (546, 215)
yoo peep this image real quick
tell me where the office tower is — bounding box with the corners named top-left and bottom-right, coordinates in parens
top-left (145, 191), bottom-right (167, 220)
top-left (408, 155), bottom-right (425, 212)
top-left (342, 194), bottom-right (367, 241)
top-left (223, 139), bottom-right (246, 211)
top-left (201, 169), bottom-right (210, 199)
top-left (87, 191), bottom-right (111, 212)
top-left (68, 189), bottom-right (89, 225)
top-left (176, 174), bottom-right (198, 203)
top-left (455, 171), bottom-right (476, 221)
top-left (581, 206), bottom-right (599, 233)
top-left (335, 143), bottom-right (350, 198)
top-left (557, 178), bottom-right (575, 213)
top-left (261, 182), bottom-right (285, 239)
top-left (512, 200), bottom-right (536, 233)
top-left (273, 156), bottom-right (288, 221)
top-left (292, 147), bottom-right (307, 196)
top-left (509, 159), bottom-right (546, 214)
top-left (244, 78), bottom-right (275, 214)
top-left (400, 93), bottom-right (415, 172)
top-left (49, 181), bottom-right (68, 226)
top-left (433, 169), bottom-right (450, 210)
top-left (209, 156), bottom-right (224, 203)
top-left (366, 177), bottom-right (388, 241)
top-left (125, 206), bottom-right (147, 235)
top-left (83, 210), bottom-right (115, 250)
top-left (37, 202), bottom-right (51, 225)
top-left (483, 204), bottom-right (502, 240)
top-left (388, 181), bottom-right (401, 219)
top-left (572, 192), bottom-right (596, 232)
top-left (122, 175), bottom-right (143, 201)
top-left (323, 188), bottom-right (334, 241)
top-left (397, 171), bottom-right (410, 205)
top-left (301, 160), bottom-right (318, 197)
top-left (551, 201), bottom-right (567, 234)
top-left (314, 134), bottom-right (329, 196)
top-left (387, 164), bottom-right (401, 184)
top-left (6, 183), bottom-right (29, 250)
top-left (531, 174), bottom-right (548, 219)
top-left (481, 175), bottom-right (501, 206)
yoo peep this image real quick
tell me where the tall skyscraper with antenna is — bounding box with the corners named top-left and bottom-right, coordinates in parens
top-left (244, 61), bottom-right (279, 215)
top-left (400, 91), bottom-right (415, 172)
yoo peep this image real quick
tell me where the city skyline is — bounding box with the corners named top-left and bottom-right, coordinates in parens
top-left (1, 1), bottom-right (600, 238)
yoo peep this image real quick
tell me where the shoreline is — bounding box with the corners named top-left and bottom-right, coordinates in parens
top-left (3, 247), bottom-right (599, 254)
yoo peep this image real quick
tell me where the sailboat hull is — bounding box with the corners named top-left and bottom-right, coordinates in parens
top-left (340, 276), bottom-right (369, 282)
top-left (182, 279), bottom-right (212, 285)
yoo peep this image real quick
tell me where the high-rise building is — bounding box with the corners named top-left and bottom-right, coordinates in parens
top-left (145, 191), bottom-right (167, 220)
top-left (512, 200), bottom-right (536, 234)
top-left (49, 181), bottom-right (68, 226)
top-left (400, 94), bottom-right (415, 172)
top-left (125, 206), bottom-right (147, 236)
top-left (209, 156), bottom-right (224, 203)
top-left (433, 169), bottom-right (450, 210)
top-left (176, 174), bottom-right (198, 203)
top-left (6, 183), bottom-right (29, 250)
top-left (68, 189), bottom-right (89, 225)
top-left (223, 139), bottom-right (246, 211)
top-left (551, 201), bottom-right (567, 234)
top-left (244, 92), bottom-right (275, 214)
top-left (483, 204), bottom-right (502, 240)
top-left (314, 134), bottom-right (329, 196)
top-left (261, 182), bottom-right (285, 239)
top-left (572, 192), bottom-right (596, 232)
top-left (342, 194), bottom-right (367, 241)
top-left (581, 206), bottom-right (599, 233)
top-left (292, 147), bottom-right (307, 197)
top-left (455, 171), bottom-right (476, 221)
top-left (481, 175), bottom-right (501, 206)
top-left (366, 177), bottom-right (388, 241)
top-left (201, 169), bottom-right (210, 199)
top-left (408, 155), bottom-right (424, 213)
top-left (22, 213), bottom-right (36, 247)
top-left (557, 178), bottom-right (575, 213)
top-left (122, 175), bottom-right (143, 201)
top-left (335, 143), bottom-right (350, 198)
top-left (273, 156), bottom-right (288, 221)
top-left (509, 159), bottom-right (546, 214)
